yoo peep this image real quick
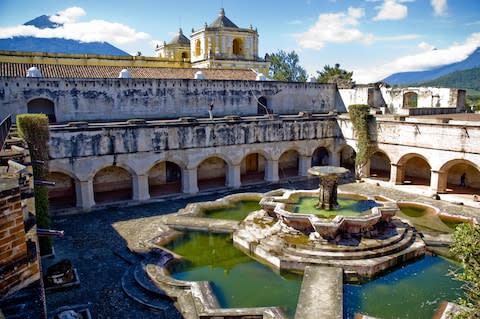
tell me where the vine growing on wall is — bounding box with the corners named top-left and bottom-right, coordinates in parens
top-left (348, 104), bottom-right (372, 179)
top-left (16, 114), bottom-right (52, 255)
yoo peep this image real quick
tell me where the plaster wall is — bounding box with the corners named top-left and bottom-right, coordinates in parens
top-left (0, 78), bottom-right (339, 122)
top-left (338, 116), bottom-right (480, 171)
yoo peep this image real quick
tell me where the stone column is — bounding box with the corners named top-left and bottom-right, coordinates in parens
top-left (265, 159), bottom-right (279, 182)
top-left (77, 180), bottom-right (95, 210)
top-left (182, 168), bottom-right (199, 194)
top-left (132, 174), bottom-right (150, 201)
top-left (430, 170), bottom-right (447, 194)
top-left (330, 151), bottom-right (341, 166)
top-left (362, 159), bottom-right (371, 177)
top-left (389, 163), bottom-right (404, 185)
top-left (227, 164), bottom-right (241, 188)
top-left (299, 155), bottom-right (312, 177)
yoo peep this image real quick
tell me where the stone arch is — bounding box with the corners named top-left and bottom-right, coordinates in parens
top-left (93, 165), bottom-right (133, 203)
top-left (27, 98), bottom-right (56, 122)
top-left (339, 145), bottom-right (356, 172)
top-left (197, 156), bottom-right (227, 190)
top-left (311, 147), bottom-right (330, 166)
top-left (441, 159), bottom-right (480, 192)
top-left (241, 152), bottom-right (267, 185)
top-left (195, 39), bottom-right (201, 56)
top-left (48, 171), bottom-right (77, 209)
top-left (181, 51), bottom-right (188, 60)
top-left (148, 161), bottom-right (182, 197)
top-left (232, 38), bottom-right (243, 55)
top-left (257, 96), bottom-right (270, 115)
top-left (398, 153), bottom-right (431, 186)
top-left (369, 151), bottom-right (391, 181)
top-left (279, 149), bottom-right (299, 179)
top-left (403, 92), bottom-right (418, 108)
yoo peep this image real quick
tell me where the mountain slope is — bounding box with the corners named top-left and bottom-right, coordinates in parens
top-left (0, 15), bottom-right (130, 56)
top-left (415, 67), bottom-right (480, 93)
top-left (382, 48), bottom-right (480, 85)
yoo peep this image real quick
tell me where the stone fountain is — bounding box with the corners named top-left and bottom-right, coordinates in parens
top-left (308, 166), bottom-right (349, 210)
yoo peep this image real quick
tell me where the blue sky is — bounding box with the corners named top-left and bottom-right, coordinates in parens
top-left (1, 0), bottom-right (479, 83)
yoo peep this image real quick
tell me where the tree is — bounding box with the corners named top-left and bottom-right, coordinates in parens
top-left (316, 63), bottom-right (355, 88)
top-left (450, 223), bottom-right (480, 318)
top-left (265, 50), bottom-right (307, 82)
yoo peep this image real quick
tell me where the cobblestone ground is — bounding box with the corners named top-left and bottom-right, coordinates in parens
top-left (43, 178), bottom-right (479, 319)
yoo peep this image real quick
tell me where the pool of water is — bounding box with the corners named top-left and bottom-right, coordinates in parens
top-left (397, 204), bottom-right (463, 233)
top-left (291, 196), bottom-right (382, 218)
top-left (165, 232), bottom-right (463, 318)
top-left (166, 231), bottom-right (302, 317)
top-left (202, 200), bottom-right (261, 221)
top-left (344, 255), bottom-right (463, 319)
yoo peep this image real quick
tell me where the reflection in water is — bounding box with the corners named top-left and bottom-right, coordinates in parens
top-left (344, 256), bottom-right (463, 319)
top-left (166, 232), bottom-right (463, 319)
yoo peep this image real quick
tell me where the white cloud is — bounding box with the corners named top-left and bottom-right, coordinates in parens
top-left (373, 0), bottom-right (408, 21)
top-left (49, 7), bottom-right (85, 24)
top-left (294, 7), bottom-right (372, 50)
top-left (0, 6), bottom-right (150, 45)
top-left (431, 0), bottom-right (447, 16)
top-left (295, 6), bottom-right (417, 50)
top-left (353, 32), bottom-right (480, 83)
top-left (417, 41), bottom-right (435, 51)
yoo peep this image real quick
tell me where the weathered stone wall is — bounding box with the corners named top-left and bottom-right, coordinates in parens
top-left (338, 115), bottom-right (480, 171)
top-left (48, 116), bottom-right (341, 160)
top-left (0, 77), bottom-right (340, 122)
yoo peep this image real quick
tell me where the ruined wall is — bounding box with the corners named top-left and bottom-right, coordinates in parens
top-left (338, 115), bottom-right (480, 171)
top-left (0, 77), bottom-right (339, 122)
top-left (48, 116), bottom-right (341, 160)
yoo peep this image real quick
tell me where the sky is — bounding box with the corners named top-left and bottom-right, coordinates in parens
top-left (0, 0), bottom-right (479, 83)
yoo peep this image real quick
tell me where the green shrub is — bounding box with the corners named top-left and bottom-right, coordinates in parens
top-left (348, 104), bottom-right (372, 178)
top-left (450, 223), bottom-right (480, 318)
top-left (16, 114), bottom-right (52, 255)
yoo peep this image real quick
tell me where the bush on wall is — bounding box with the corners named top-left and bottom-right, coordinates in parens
top-left (348, 104), bottom-right (372, 179)
top-left (16, 114), bottom-right (52, 255)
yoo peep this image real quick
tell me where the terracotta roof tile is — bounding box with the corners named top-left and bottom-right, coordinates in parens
top-left (0, 62), bottom-right (257, 80)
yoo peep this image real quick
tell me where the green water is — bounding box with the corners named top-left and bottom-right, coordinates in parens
top-left (203, 200), bottom-right (261, 221)
top-left (166, 231), bottom-right (302, 317)
top-left (165, 232), bottom-right (463, 318)
top-left (292, 196), bottom-right (381, 218)
top-left (397, 205), bottom-right (463, 233)
top-left (344, 256), bottom-right (464, 319)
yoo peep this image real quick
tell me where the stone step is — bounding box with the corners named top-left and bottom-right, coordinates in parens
top-left (134, 262), bottom-right (172, 299)
top-left (121, 266), bottom-right (182, 318)
top-left (114, 247), bottom-right (142, 265)
top-left (282, 236), bottom-right (426, 278)
top-left (278, 228), bottom-right (416, 261)
top-left (281, 229), bottom-right (417, 261)
top-left (279, 221), bottom-right (412, 254)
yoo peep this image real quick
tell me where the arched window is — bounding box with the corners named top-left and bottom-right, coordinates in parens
top-left (27, 98), bottom-right (56, 122)
top-left (257, 96), bottom-right (270, 115)
top-left (181, 52), bottom-right (188, 60)
top-left (403, 92), bottom-right (418, 108)
top-left (232, 38), bottom-right (243, 55)
top-left (195, 39), bottom-right (201, 57)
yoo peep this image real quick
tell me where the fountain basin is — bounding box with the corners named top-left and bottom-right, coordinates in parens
top-left (260, 189), bottom-right (398, 239)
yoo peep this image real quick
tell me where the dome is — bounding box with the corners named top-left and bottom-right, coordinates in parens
top-left (194, 71), bottom-right (205, 80)
top-left (26, 66), bottom-right (42, 77)
top-left (208, 8), bottom-right (239, 28)
top-left (306, 75), bottom-right (317, 83)
top-left (118, 69), bottom-right (132, 78)
top-left (168, 28), bottom-right (190, 45)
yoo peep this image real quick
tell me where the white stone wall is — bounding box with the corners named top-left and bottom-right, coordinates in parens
top-left (0, 78), bottom-right (339, 122)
